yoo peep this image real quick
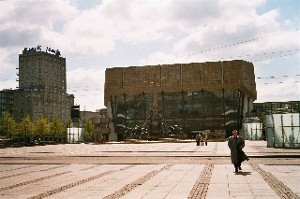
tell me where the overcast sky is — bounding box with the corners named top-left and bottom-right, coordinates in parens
top-left (0, 0), bottom-right (299, 111)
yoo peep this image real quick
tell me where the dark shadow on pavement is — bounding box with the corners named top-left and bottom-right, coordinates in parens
top-left (235, 171), bottom-right (252, 176)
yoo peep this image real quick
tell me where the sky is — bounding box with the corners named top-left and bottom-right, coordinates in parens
top-left (0, 0), bottom-right (299, 111)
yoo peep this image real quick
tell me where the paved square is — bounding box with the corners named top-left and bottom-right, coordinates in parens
top-left (0, 141), bottom-right (299, 198)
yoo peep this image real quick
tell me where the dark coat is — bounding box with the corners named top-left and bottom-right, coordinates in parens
top-left (228, 135), bottom-right (247, 164)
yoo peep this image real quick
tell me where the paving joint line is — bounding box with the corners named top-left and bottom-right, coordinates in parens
top-left (0, 171), bottom-right (71, 191)
top-left (188, 163), bottom-right (214, 199)
top-left (27, 165), bottom-right (135, 199)
top-left (103, 164), bottom-right (173, 199)
top-left (0, 165), bottom-right (32, 172)
top-left (250, 163), bottom-right (300, 199)
top-left (0, 164), bottom-right (67, 180)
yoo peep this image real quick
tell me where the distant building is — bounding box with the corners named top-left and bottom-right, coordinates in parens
top-left (81, 108), bottom-right (112, 142)
top-left (253, 101), bottom-right (300, 115)
top-left (0, 46), bottom-right (74, 123)
top-left (0, 89), bottom-right (14, 116)
top-left (105, 60), bottom-right (257, 140)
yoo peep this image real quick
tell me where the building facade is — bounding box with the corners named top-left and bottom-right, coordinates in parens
top-left (105, 60), bottom-right (257, 140)
top-left (0, 46), bottom-right (74, 123)
top-left (78, 109), bottom-right (111, 142)
top-left (0, 89), bottom-right (15, 116)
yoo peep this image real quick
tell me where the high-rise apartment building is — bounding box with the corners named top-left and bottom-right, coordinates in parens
top-left (0, 46), bottom-right (74, 122)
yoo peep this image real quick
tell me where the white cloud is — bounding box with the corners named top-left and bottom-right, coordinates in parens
top-left (0, 0), bottom-right (299, 111)
top-left (0, 79), bottom-right (17, 91)
top-left (138, 51), bottom-right (178, 65)
top-left (257, 79), bottom-right (300, 102)
top-left (67, 68), bottom-right (104, 111)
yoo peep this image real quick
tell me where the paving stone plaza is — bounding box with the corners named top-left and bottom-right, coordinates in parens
top-left (0, 141), bottom-right (299, 199)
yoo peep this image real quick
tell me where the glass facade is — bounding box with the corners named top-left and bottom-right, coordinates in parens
top-left (111, 89), bottom-right (244, 139)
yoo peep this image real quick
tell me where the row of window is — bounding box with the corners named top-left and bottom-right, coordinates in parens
top-left (20, 55), bottom-right (65, 64)
top-left (111, 90), bottom-right (243, 131)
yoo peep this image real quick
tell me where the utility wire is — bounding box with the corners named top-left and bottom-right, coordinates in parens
top-left (185, 28), bottom-right (300, 56)
top-left (38, 29), bottom-right (300, 93)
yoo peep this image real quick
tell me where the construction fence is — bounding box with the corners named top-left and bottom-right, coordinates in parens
top-left (265, 113), bottom-right (300, 148)
top-left (243, 122), bottom-right (263, 140)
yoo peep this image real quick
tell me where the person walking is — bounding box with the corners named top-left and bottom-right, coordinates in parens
top-left (204, 134), bottom-right (208, 146)
top-left (228, 129), bottom-right (249, 172)
top-left (195, 134), bottom-right (200, 146)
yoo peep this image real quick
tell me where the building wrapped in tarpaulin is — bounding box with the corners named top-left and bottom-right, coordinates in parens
top-left (105, 60), bottom-right (257, 140)
top-left (265, 113), bottom-right (300, 148)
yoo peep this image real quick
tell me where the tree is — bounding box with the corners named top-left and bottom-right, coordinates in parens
top-left (66, 116), bottom-right (73, 128)
top-left (0, 112), bottom-right (17, 138)
top-left (84, 119), bottom-right (94, 142)
top-left (50, 115), bottom-right (65, 142)
top-left (35, 115), bottom-right (50, 140)
top-left (19, 114), bottom-right (35, 143)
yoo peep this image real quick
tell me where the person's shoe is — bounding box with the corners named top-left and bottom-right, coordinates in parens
top-left (239, 167), bottom-right (242, 170)
top-left (235, 167), bottom-right (238, 173)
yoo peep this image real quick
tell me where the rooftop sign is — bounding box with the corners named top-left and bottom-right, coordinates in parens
top-left (22, 45), bottom-right (61, 56)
